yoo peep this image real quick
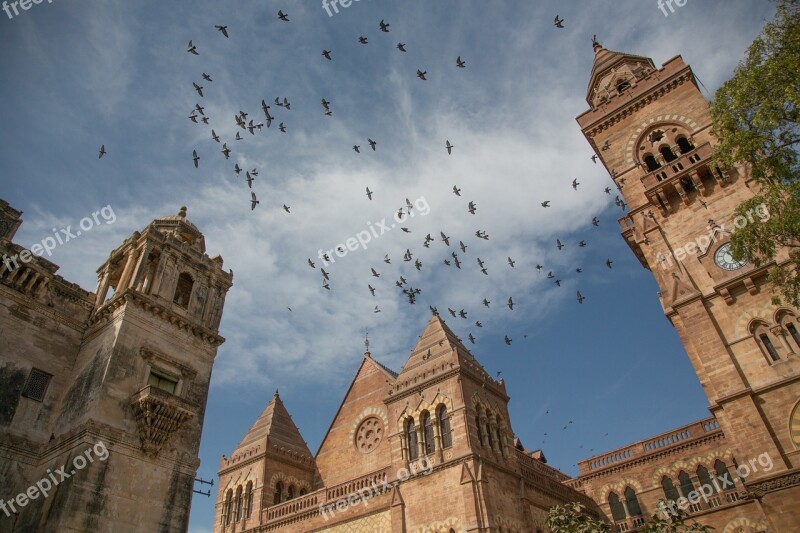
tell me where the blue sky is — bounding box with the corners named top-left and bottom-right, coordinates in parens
top-left (0, 0), bottom-right (775, 531)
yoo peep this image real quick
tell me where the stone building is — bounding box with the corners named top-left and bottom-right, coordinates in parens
top-left (0, 203), bottom-right (232, 532)
top-left (212, 315), bottom-right (602, 532)
top-left (569, 42), bottom-right (800, 532)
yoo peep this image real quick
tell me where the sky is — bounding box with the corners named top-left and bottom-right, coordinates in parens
top-left (0, 0), bottom-right (776, 531)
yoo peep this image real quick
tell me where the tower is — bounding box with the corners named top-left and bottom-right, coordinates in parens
top-left (0, 203), bottom-right (232, 532)
top-left (577, 42), bottom-right (800, 528)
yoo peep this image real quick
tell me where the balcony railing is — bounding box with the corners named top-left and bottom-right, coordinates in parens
top-left (640, 142), bottom-right (712, 192)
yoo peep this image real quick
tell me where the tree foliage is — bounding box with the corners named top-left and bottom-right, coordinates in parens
top-left (711, 0), bottom-right (800, 305)
top-left (546, 502), bottom-right (713, 533)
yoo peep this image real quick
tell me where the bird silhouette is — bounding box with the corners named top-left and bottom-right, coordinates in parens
top-left (215, 25), bottom-right (229, 38)
top-left (453, 185), bottom-right (461, 196)
top-left (417, 69), bottom-right (427, 80)
top-left (446, 140), bottom-right (454, 154)
top-left (98, 145), bottom-right (106, 159)
top-left (250, 192), bottom-right (259, 210)
top-left (554, 15), bottom-right (565, 28)
top-left (379, 19), bottom-right (390, 32)
top-left (397, 43), bottom-right (407, 52)
top-left (187, 40), bottom-right (199, 55)
top-left (456, 56), bottom-right (466, 68)
top-left (277, 10), bottom-right (289, 21)
top-left (322, 50), bottom-right (332, 60)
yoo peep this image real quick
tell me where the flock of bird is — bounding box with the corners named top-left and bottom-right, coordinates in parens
top-left (97, 10), bottom-right (626, 353)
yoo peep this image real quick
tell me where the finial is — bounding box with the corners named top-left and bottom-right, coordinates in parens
top-left (364, 328), bottom-right (371, 357)
top-left (592, 35), bottom-right (602, 52)
top-left (178, 206), bottom-right (187, 218)
top-left (274, 389), bottom-right (279, 398)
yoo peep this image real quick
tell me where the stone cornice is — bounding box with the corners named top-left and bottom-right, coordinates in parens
top-left (0, 282), bottom-right (88, 332)
top-left (582, 67), bottom-right (695, 140)
top-left (86, 288), bottom-right (225, 347)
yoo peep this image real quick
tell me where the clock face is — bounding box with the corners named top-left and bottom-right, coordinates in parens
top-left (714, 243), bottom-right (747, 271)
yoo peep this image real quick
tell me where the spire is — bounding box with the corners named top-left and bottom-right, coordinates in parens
top-left (585, 42), bottom-right (655, 106)
top-left (592, 34), bottom-right (601, 52)
top-left (233, 393), bottom-right (312, 458)
top-left (364, 328), bottom-right (371, 358)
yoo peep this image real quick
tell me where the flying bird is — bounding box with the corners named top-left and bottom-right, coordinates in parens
top-left (577, 291), bottom-right (585, 304)
top-left (468, 201), bottom-right (477, 214)
top-left (440, 232), bottom-right (451, 246)
top-left (371, 268), bottom-right (380, 278)
top-left (368, 285), bottom-right (376, 296)
top-left (277, 10), bottom-right (289, 21)
top-left (557, 239), bottom-right (564, 250)
top-left (193, 82), bottom-right (204, 97)
top-left (606, 259), bottom-right (614, 268)
top-left (215, 25), bottom-right (229, 38)
top-left (279, 123), bottom-right (287, 133)
top-left (368, 138), bottom-right (377, 151)
top-left (234, 163), bottom-right (241, 175)
top-left (192, 150), bottom-right (200, 168)
top-left (366, 187), bottom-right (373, 200)
top-left (397, 43), bottom-right (407, 52)
top-left (221, 143), bottom-right (231, 160)
top-left (504, 336), bottom-right (512, 345)
top-left (468, 334), bottom-right (476, 344)
top-left (98, 145), bottom-right (106, 159)
top-left (456, 56), bottom-right (466, 68)
top-left (211, 130), bottom-right (220, 143)
top-left (379, 19), bottom-right (390, 32)
top-left (308, 259), bottom-right (315, 268)
top-left (475, 321), bottom-right (482, 328)
top-left (592, 217), bottom-right (599, 226)
top-left (445, 140), bottom-right (454, 154)
top-left (353, 145), bottom-right (361, 154)
top-left (246, 172), bottom-right (254, 188)
top-left (283, 204), bottom-right (291, 213)
top-left (417, 69), bottom-right (427, 80)
top-left (507, 297), bottom-right (514, 310)
top-left (202, 73), bottom-right (213, 82)
top-left (554, 15), bottom-right (564, 28)
top-left (572, 178), bottom-right (580, 190)
top-left (322, 49), bottom-right (332, 60)
top-left (187, 40), bottom-right (198, 55)
top-left (508, 257), bottom-right (515, 268)
top-left (541, 201), bottom-right (551, 208)
top-left (359, 36), bottom-right (368, 44)
top-left (453, 185), bottom-right (461, 196)
top-left (250, 192), bottom-right (259, 210)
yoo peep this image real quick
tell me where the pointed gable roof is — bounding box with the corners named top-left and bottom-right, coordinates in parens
top-left (586, 40), bottom-right (655, 105)
top-left (234, 391), bottom-right (312, 458)
top-left (396, 313), bottom-right (497, 388)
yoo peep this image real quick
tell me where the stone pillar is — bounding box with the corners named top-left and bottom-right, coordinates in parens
top-left (117, 245), bottom-right (141, 293)
top-left (95, 268), bottom-right (111, 307)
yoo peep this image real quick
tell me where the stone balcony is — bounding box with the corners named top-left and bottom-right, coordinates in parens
top-left (130, 385), bottom-right (197, 456)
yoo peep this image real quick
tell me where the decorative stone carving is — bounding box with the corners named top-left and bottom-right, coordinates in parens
top-left (131, 385), bottom-right (197, 455)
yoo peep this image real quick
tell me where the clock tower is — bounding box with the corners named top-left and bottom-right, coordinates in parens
top-left (577, 41), bottom-right (800, 524)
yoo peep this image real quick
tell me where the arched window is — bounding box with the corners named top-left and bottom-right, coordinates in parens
top-left (753, 321), bottom-right (780, 362)
top-left (245, 481), bottom-right (254, 518)
top-left (676, 136), bottom-right (694, 154)
top-left (438, 405), bottom-right (452, 449)
top-left (299, 488), bottom-right (307, 496)
top-left (487, 416), bottom-right (496, 450)
top-left (235, 485), bottom-right (243, 521)
top-left (475, 413), bottom-right (484, 446)
top-left (608, 492), bottom-right (626, 521)
top-left (697, 465), bottom-right (716, 494)
top-left (678, 471), bottom-right (695, 498)
top-left (787, 323), bottom-right (800, 348)
top-left (624, 487), bottom-right (642, 516)
top-left (644, 154), bottom-right (661, 171)
top-left (224, 489), bottom-right (233, 525)
top-left (661, 476), bottom-right (680, 501)
top-left (616, 78), bottom-right (631, 93)
top-left (406, 418), bottom-right (418, 460)
top-left (422, 411), bottom-right (435, 455)
top-left (273, 482), bottom-right (283, 505)
top-left (173, 272), bottom-right (194, 308)
top-left (660, 145), bottom-right (678, 163)
top-left (495, 425), bottom-right (503, 454)
top-left (287, 485), bottom-right (295, 500)
top-left (714, 460), bottom-right (736, 490)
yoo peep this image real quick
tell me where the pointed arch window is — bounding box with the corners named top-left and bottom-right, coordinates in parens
top-left (224, 489), bottom-right (233, 525)
top-left (406, 418), bottom-right (418, 460)
top-left (678, 471), bottom-right (695, 497)
top-left (422, 411), bottom-right (435, 455)
top-left (487, 416), bottom-right (496, 450)
top-left (273, 482), bottom-right (283, 505)
top-left (660, 145), bottom-right (678, 163)
top-left (235, 485), bottom-right (243, 521)
top-left (644, 154), bottom-right (661, 172)
top-left (287, 485), bottom-right (294, 500)
top-left (697, 465), bottom-right (717, 494)
top-left (787, 323), bottom-right (800, 348)
top-left (661, 476), bottom-right (680, 501)
top-left (438, 405), bottom-right (452, 449)
top-left (714, 460), bottom-right (736, 490)
top-left (624, 486), bottom-right (642, 516)
top-left (245, 481), bottom-right (254, 518)
top-left (475, 413), bottom-right (484, 446)
top-left (299, 488), bottom-right (307, 496)
top-left (608, 492), bottom-right (626, 521)
top-left (173, 272), bottom-right (194, 308)
top-left (676, 136), bottom-right (694, 154)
